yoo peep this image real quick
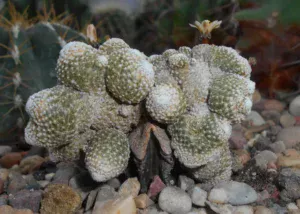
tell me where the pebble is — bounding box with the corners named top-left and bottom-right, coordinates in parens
top-left (229, 128), bottom-right (247, 149)
top-left (289, 95), bottom-right (300, 116)
top-left (287, 203), bottom-right (299, 211)
top-left (191, 186), bottom-right (207, 207)
top-left (234, 206), bottom-right (254, 214)
top-left (0, 179), bottom-right (4, 194)
top-left (40, 184), bottom-right (81, 214)
top-left (0, 194), bottom-right (8, 206)
top-left (0, 146), bottom-right (12, 157)
top-left (158, 186), bottom-right (192, 214)
top-left (247, 111), bottom-right (266, 126)
top-left (92, 195), bottom-right (136, 214)
top-left (297, 199), bottom-right (300, 209)
top-left (95, 185), bottom-right (117, 204)
top-left (188, 208), bottom-right (208, 214)
top-left (8, 189), bottom-right (42, 212)
top-left (107, 178), bottom-right (121, 189)
top-left (52, 163), bottom-right (80, 184)
top-left (0, 152), bottom-right (24, 168)
top-left (254, 150), bottom-right (278, 170)
top-left (118, 177), bottom-right (141, 198)
top-left (19, 155), bottom-right (45, 174)
top-left (264, 99), bottom-right (285, 112)
top-left (45, 173), bottom-right (55, 181)
top-left (134, 193), bottom-right (154, 209)
top-left (85, 188), bottom-right (99, 211)
top-left (209, 181), bottom-right (258, 205)
top-left (0, 205), bottom-right (33, 214)
top-left (277, 127), bottom-right (300, 148)
top-left (147, 175), bottom-right (166, 198)
top-left (37, 180), bottom-right (50, 189)
top-left (7, 172), bottom-right (27, 194)
top-left (277, 156), bottom-right (300, 168)
top-left (23, 174), bottom-right (41, 190)
top-left (252, 90), bottom-right (261, 103)
top-left (278, 168), bottom-right (300, 200)
top-left (254, 206), bottom-right (273, 214)
top-left (280, 113), bottom-right (296, 127)
top-left (261, 110), bottom-right (281, 124)
top-left (254, 135), bottom-right (272, 151)
top-left (0, 168), bottom-right (9, 182)
top-left (269, 141), bottom-right (286, 153)
top-left (178, 175), bottom-right (195, 192)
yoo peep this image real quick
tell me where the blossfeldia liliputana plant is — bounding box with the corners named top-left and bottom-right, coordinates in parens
top-left (24, 20), bottom-right (255, 187)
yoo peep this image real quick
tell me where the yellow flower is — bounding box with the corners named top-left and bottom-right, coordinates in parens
top-left (189, 20), bottom-right (222, 39)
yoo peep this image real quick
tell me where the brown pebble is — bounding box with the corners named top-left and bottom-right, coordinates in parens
top-left (118, 177), bottom-right (141, 198)
top-left (134, 194), bottom-right (154, 209)
top-left (0, 153), bottom-right (24, 168)
top-left (284, 149), bottom-right (300, 157)
top-left (19, 155), bottom-right (45, 174)
top-left (264, 99), bottom-right (285, 112)
top-left (277, 156), bottom-right (300, 168)
top-left (0, 168), bottom-right (9, 182)
top-left (254, 205), bottom-right (273, 214)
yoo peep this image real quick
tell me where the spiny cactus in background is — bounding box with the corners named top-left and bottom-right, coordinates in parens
top-left (0, 3), bottom-right (87, 143)
top-left (24, 32), bottom-right (255, 185)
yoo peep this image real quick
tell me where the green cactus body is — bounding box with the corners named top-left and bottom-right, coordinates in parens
top-left (146, 84), bottom-right (186, 124)
top-left (85, 128), bottom-right (130, 182)
top-left (208, 74), bottom-right (255, 122)
top-left (168, 113), bottom-right (231, 168)
top-left (56, 41), bottom-right (107, 94)
top-left (106, 47), bottom-right (155, 103)
top-left (25, 85), bottom-right (93, 148)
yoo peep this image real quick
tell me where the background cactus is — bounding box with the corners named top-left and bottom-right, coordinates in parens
top-left (0, 3), bottom-right (87, 143)
top-left (24, 36), bottom-right (255, 185)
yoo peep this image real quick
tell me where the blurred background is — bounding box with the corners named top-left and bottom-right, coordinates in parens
top-left (0, 0), bottom-right (299, 144)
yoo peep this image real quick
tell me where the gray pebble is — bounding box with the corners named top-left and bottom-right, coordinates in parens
top-left (178, 175), bottom-right (195, 192)
top-left (191, 185), bottom-right (207, 207)
top-left (8, 189), bottom-right (42, 212)
top-left (158, 186), bottom-right (192, 214)
top-left (278, 168), bottom-right (300, 200)
top-left (289, 95), bottom-right (300, 116)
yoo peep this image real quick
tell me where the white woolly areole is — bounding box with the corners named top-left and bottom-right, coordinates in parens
top-left (138, 60), bottom-right (155, 82)
top-left (12, 24), bottom-right (20, 39)
top-left (59, 41), bottom-right (90, 58)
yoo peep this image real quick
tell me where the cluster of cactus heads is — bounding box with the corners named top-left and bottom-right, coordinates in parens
top-left (0, 3), bottom-right (87, 142)
top-left (24, 35), bottom-right (255, 185)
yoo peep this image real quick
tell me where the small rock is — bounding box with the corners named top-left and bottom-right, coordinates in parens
top-left (0, 168), bottom-right (9, 182)
top-left (0, 152), bottom-right (24, 168)
top-left (297, 199), bottom-right (300, 209)
top-left (254, 206), bottom-right (273, 214)
top-left (254, 150), bottom-right (278, 170)
top-left (85, 188), bottom-right (99, 211)
top-left (188, 208), bottom-right (208, 214)
top-left (277, 127), bottom-right (300, 148)
top-left (134, 194), bottom-right (154, 209)
top-left (247, 111), bottom-right (266, 126)
top-left (23, 174), bottom-right (41, 190)
top-left (158, 186), bottom-right (192, 214)
top-left (252, 90), bottom-right (261, 103)
top-left (262, 110), bottom-right (281, 124)
top-left (209, 181), bottom-right (258, 205)
top-left (229, 128), bottom-right (247, 149)
top-left (278, 168), bottom-right (300, 200)
top-left (191, 186), bottom-right (207, 207)
top-left (52, 163), bottom-right (80, 184)
top-left (95, 185), bottom-right (117, 204)
top-left (7, 172), bottom-right (27, 194)
top-left (269, 141), bottom-right (286, 154)
top-left (107, 178), bottom-right (121, 189)
top-left (147, 176), bottom-right (166, 198)
top-left (284, 149), bottom-right (300, 157)
top-left (208, 188), bottom-right (228, 204)
top-left (0, 194), bottom-right (8, 206)
top-left (118, 177), bottom-right (140, 198)
top-left (0, 146), bottom-right (12, 157)
top-left (40, 184), bottom-right (82, 214)
top-left (0, 205), bottom-right (33, 214)
top-left (287, 203), bottom-right (299, 211)
top-left (8, 189), bottom-right (42, 212)
top-left (45, 173), bottom-right (55, 181)
top-left (37, 180), bottom-right (50, 189)
top-left (92, 196), bottom-right (136, 214)
top-left (280, 113), bottom-right (296, 127)
top-left (289, 95), bottom-right (300, 116)
top-left (178, 175), bottom-right (195, 192)
top-left (264, 99), bottom-right (285, 112)
top-left (233, 205), bottom-right (254, 214)
top-left (19, 155), bottom-right (45, 174)
top-left (254, 135), bottom-right (272, 151)
top-left (277, 156), bottom-right (300, 168)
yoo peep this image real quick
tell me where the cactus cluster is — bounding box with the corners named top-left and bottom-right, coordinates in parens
top-left (0, 4), bottom-right (87, 142)
top-left (24, 37), bottom-right (255, 184)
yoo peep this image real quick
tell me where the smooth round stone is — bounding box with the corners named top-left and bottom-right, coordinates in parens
top-left (277, 127), bottom-right (300, 148)
top-left (158, 186), bottom-right (192, 214)
top-left (247, 111), bottom-right (266, 126)
top-left (209, 181), bottom-right (258, 205)
top-left (254, 206), bottom-right (273, 214)
top-left (254, 150), bottom-right (278, 170)
top-left (191, 186), bottom-right (207, 207)
top-left (234, 205), bottom-right (254, 214)
top-left (280, 113), bottom-right (296, 128)
top-left (269, 141), bottom-right (286, 154)
top-left (289, 95), bottom-right (300, 116)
